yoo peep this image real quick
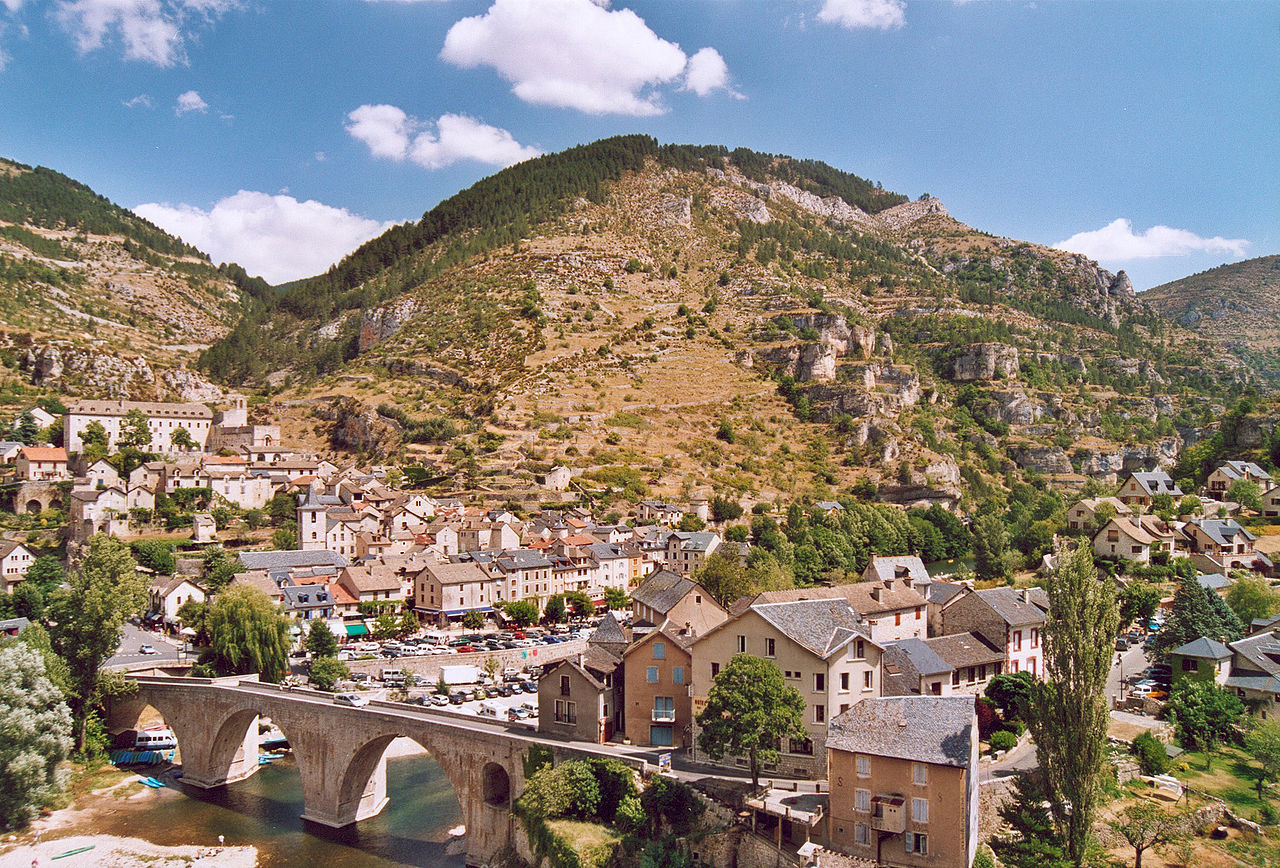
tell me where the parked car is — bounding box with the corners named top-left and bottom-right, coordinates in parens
top-left (351, 672), bottom-right (370, 683)
top-left (430, 694), bottom-right (449, 706)
top-left (497, 684), bottom-right (514, 697)
top-left (521, 680), bottom-right (538, 693)
top-left (334, 693), bottom-right (369, 707)
top-left (139, 644), bottom-right (157, 655)
top-left (473, 687), bottom-right (487, 700)
top-left (449, 691), bottom-right (466, 705)
top-left (507, 706), bottom-right (531, 721)
top-left (520, 701), bottom-right (538, 717)
top-left (1115, 638), bottom-right (1129, 651)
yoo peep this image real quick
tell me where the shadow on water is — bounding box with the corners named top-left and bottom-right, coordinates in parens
top-left (98, 754), bottom-right (464, 868)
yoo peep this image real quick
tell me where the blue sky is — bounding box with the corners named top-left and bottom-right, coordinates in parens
top-left (0, 0), bottom-right (1274, 288)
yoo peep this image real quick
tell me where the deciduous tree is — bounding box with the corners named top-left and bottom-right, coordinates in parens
top-left (47, 535), bottom-right (148, 750)
top-left (207, 584), bottom-right (291, 683)
top-left (1120, 580), bottom-right (1162, 628)
top-left (118, 409), bottom-right (152, 450)
top-left (972, 513), bottom-right (1012, 583)
top-left (1029, 541), bottom-right (1118, 866)
top-left (1167, 679), bottom-right (1245, 770)
top-left (0, 644), bottom-right (72, 830)
top-left (503, 600), bottom-right (539, 627)
top-left (543, 594), bottom-right (566, 623)
top-left (1109, 802), bottom-right (1187, 868)
top-left (305, 620), bottom-right (338, 658)
top-left (308, 656), bottom-right (348, 691)
top-left (1245, 718), bottom-right (1280, 799)
top-left (1226, 574), bottom-right (1280, 630)
top-left (696, 654), bottom-right (806, 789)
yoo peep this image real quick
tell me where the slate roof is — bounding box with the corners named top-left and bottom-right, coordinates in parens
top-left (1225, 674), bottom-right (1280, 695)
top-left (1193, 518), bottom-right (1256, 547)
top-left (238, 549), bottom-right (349, 571)
top-left (0, 540), bottom-right (28, 559)
top-left (750, 599), bottom-right (870, 659)
top-left (1230, 629), bottom-right (1280, 676)
top-left (280, 584), bottom-right (332, 610)
top-left (827, 696), bottom-right (976, 768)
top-left (1216, 460), bottom-right (1272, 481)
top-left (923, 631), bottom-right (1006, 668)
top-left (863, 555), bottom-right (931, 588)
top-left (927, 581), bottom-right (966, 607)
top-left (1172, 637), bottom-right (1232, 660)
top-left (1196, 573), bottom-right (1232, 592)
top-left (974, 587), bottom-right (1048, 626)
top-left (889, 637), bottom-right (952, 676)
top-left (588, 612), bottom-right (629, 649)
top-left (1127, 471), bottom-right (1183, 497)
top-left (631, 569), bottom-right (696, 614)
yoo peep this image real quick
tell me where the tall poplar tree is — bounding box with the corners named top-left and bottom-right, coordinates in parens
top-left (1029, 541), bottom-right (1118, 866)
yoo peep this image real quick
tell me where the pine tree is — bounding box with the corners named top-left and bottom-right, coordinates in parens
top-left (1029, 541), bottom-right (1118, 866)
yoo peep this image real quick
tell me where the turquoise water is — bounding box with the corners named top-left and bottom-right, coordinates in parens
top-left (89, 754), bottom-right (464, 867)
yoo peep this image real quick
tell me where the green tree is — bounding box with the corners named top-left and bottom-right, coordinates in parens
top-left (272, 528), bottom-right (297, 550)
top-left (992, 774), bottom-right (1072, 868)
top-left (131, 539), bottom-right (175, 575)
top-left (78, 420), bottom-right (109, 460)
top-left (543, 594), bottom-right (567, 623)
top-left (602, 587), bottom-right (629, 610)
top-left (266, 491), bottom-right (296, 523)
top-left (1109, 802), bottom-right (1186, 868)
top-left (972, 513), bottom-right (1012, 583)
top-left (243, 508), bottom-right (266, 530)
top-left (305, 620), bottom-right (338, 658)
top-left (1167, 679), bottom-right (1245, 770)
top-left (695, 654), bottom-right (806, 789)
top-left (47, 534), bottom-right (148, 750)
top-left (118, 408), bottom-right (152, 450)
top-left (565, 590), bottom-right (593, 620)
top-left (201, 548), bottom-right (239, 593)
top-left (985, 671), bottom-right (1035, 722)
top-left (1245, 718), bottom-right (1280, 799)
top-left (1156, 576), bottom-right (1243, 653)
top-left (677, 514), bottom-right (706, 532)
top-left (1029, 541), bottom-right (1118, 866)
top-left (0, 644), bottom-right (72, 830)
top-left (694, 551), bottom-right (753, 608)
top-left (710, 496), bottom-right (743, 522)
top-left (308, 656), bottom-right (349, 691)
top-left (1227, 478), bottom-right (1263, 513)
top-left (170, 426), bottom-right (195, 451)
top-left (372, 611), bottom-right (399, 639)
top-left (207, 584), bottom-right (291, 682)
top-left (398, 608), bottom-right (419, 636)
top-left (1131, 731), bottom-right (1169, 776)
top-left (1226, 574), bottom-right (1280, 628)
top-left (23, 556), bottom-right (64, 597)
top-left (461, 610), bottom-right (485, 630)
top-left (176, 598), bottom-right (209, 644)
top-left (15, 411), bottom-right (39, 445)
top-left (10, 581), bottom-right (44, 621)
top-left (1120, 580), bottom-right (1162, 627)
top-left (503, 600), bottom-right (539, 627)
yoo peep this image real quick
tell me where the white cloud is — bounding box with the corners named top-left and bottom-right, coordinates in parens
top-left (174, 89), bottom-right (206, 115)
top-left (441, 0), bottom-right (732, 116)
top-left (1053, 218), bottom-right (1251, 261)
top-left (134, 191), bottom-right (396, 285)
top-left (123, 93), bottom-right (153, 108)
top-left (346, 105), bottom-right (541, 170)
top-left (2, 0), bottom-right (24, 13)
top-left (818, 0), bottom-right (906, 30)
top-left (683, 47), bottom-right (739, 98)
top-left (53, 0), bottom-right (239, 67)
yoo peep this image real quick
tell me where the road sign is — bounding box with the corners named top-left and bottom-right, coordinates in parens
top-left (658, 753), bottom-right (671, 769)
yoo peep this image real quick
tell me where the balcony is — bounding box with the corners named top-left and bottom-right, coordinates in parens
top-left (651, 709), bottom-right (676, 722)
top-left (870, 796), bottom-right (905, 834)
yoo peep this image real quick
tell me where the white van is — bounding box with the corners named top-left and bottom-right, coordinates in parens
top-left (476, 701), bottom-right (500, 718)
top-left (134, 729), bottom-right (177, 750)
top-left (382, 668), bottom-right (406, 685)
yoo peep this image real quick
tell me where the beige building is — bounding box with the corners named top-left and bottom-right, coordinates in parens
top-left (16, 446), bottom-right (69, 481)
top-left (413, 560), bottom-right (495, 624)
top-left (0, 541), bottom-right (34, 592)
top-left (1066, 496), bottom-right (1131, 531)
top-left (538, 647), bottom-right (622, 743)
top-left (827, 696), bottom-right (979, 868)
top-left (65, 400), bottom-right (214, 454)
top-left (1116, 470), bottom-right (1182, 509)
top-left (630, 569), bottom-right (727, 635)
top-left (691, 597), bottom-right (883, 778)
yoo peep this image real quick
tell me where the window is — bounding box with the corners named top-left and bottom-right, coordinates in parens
top-left (915, 606), bottom-right (922, 620)
top-left (1012, 630), bottom-right (1023, 651)
top-left (863, 671), bottom-right (873, 690)
top-left (905, 832), bottom-right (928, 855)
top-left (788, 737), bottom-right (813, 755)
top-left (653, 641), bottom-right (665, 659)
top-left (1010, 660), bottom-right (1019, 673)
top-left (913, 763), bottom-right (927, 785)
top-left (560, 675), bottom-right (571, 696)
top-left (764, 638), bottom-right (776, 657)
top-left (895, 612), bottom-right (902, 626)
top-left (911, 798), bottom-right (928, 823)
top-left (1181, 658), bottom-right (1197, 671)
top-left (840, 672), bottom-right (849, 691)
top-left (1031, 628), bottom-right (1040, 648)
top-left (855, 823), bottom-right (870, 845)
top-left (951, 670), bottom-right (961, 686)
top-left (856, 755), bottom-right (870, 777)
top-left (695, 594), bottom-right (702, 604)
top-left (854, 639), bottom-right (865, 659)
top-left (855, 788), bottom-right (870, 812)
top-left (814, 704), bottom-right (825, 724)
top-left (647, 666), bottom-right (659, 683)
top-left (711, 662), bottom-right (719, 677)
top-left (673, 666), bottom-right (684, 685)
top-left (814, 673), bottom-right (825, 692)
top-left (736, 635), bottom-right (746, 653)
top-left (554, 699), bottom-right (577, 724)
top-left (653, 696), bottom-right (675, 721)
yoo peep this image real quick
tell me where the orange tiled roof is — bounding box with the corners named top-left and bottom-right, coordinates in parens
top-left (21, 447), bottom-right (67, 462)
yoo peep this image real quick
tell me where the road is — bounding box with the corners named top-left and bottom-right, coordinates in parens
top-left (107, 623), bottom-right (184, 668)
top-left (1108, 642), bottom-right (1152, 702)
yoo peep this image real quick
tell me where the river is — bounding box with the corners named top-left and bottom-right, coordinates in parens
top-left (80, 747), bottom-right (464, 867)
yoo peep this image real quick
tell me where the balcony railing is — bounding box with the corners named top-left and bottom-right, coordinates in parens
top-left (651, 709), bottom-right (676, 722)
top-left (870, 796), bottom-right (905, 833)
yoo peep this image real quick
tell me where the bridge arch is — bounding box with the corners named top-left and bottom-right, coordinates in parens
top-left (482, 762), bottom-right (510, 808)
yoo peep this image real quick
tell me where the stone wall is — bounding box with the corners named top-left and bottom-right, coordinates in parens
top-left (978, 776), bottom-right (1019, 841)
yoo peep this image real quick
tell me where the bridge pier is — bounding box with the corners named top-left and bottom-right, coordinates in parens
top-left (180, 710), bottom-right (261, 789)
top-left (301, 752), bottom-right (389, 828)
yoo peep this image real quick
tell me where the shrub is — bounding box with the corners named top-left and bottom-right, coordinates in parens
top-left (1000, 719), bottom-right (1026, 738)
top-left (615, 795), bottom-right (645, 835)
top-left (1261, 801), bottom-right (1278, 826)
top-left (989, 730), bottom-right (1017, 753)
top-left (639, 775), bottom-right (703, 836)
top-left (1131, 731), bottom-right (1168, 776)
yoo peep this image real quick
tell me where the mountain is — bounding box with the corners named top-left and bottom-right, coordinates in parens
top-left (0, 156), bottom-right (267, 403)
top-left (198, 135), bottom-right (1263, 506)
top-left (1142, 254), bottom-right (1280, 382)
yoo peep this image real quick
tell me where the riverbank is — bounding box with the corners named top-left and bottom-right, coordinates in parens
top-left (0, 835), bottom-right (257, 868)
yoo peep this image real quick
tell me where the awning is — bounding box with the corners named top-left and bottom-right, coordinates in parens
top-left (443, 607), bottom-right (495, 616)
top-left (345, 623), bottom-right (369, 637)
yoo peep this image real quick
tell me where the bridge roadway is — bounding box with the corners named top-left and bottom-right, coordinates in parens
top-left (117, 675), bottom-right (669, 867)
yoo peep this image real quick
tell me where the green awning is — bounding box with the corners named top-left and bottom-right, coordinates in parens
top-left (345, 623), bottom-right (369, 637)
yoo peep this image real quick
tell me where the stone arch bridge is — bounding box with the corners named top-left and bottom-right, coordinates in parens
top-left (114, 676), bottom-right (645, 866)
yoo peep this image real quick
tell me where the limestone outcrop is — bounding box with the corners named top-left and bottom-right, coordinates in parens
top-left (949, 344), bottom-right (1019, 381)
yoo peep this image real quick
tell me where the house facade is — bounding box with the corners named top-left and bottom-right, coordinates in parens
top-left (65, 400), bottom-right (214, 454)
top-left (623, 625), bottom-right (697, 748)
top-left (938, 587), bottom-right (1047, 677)
top-left (0, 541), bottom-right (34, 593)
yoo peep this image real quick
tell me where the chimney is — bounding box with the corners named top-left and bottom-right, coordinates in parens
top-left (884, 578), bottom-right (895, 591)
top-left (870, 587), bottom-right (881, 602)
top-left (1020, 589), bottom-right (1031, 604)
top-left (577, 653), bottom-right (585, 668)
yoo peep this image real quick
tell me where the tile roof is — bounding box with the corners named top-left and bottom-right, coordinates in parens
top-left (20, 446), bottom-right (67, 462)
top-left (827, 696), bottom-right (976, 767)
top-left (631, 569), bottom-right (696, 614)
top-left (923, 631), bottom-right (1006, 668)
top-left (751, 599), bottom-right (869, 659)
top-left (68, 399), bottom-right (213, 418)
top-left (422, 561), bottom-right (491, 585)
top-left (974, 587), bottom-right (1047, 626)
top-left (237, 549), bottom-right (350, 571)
